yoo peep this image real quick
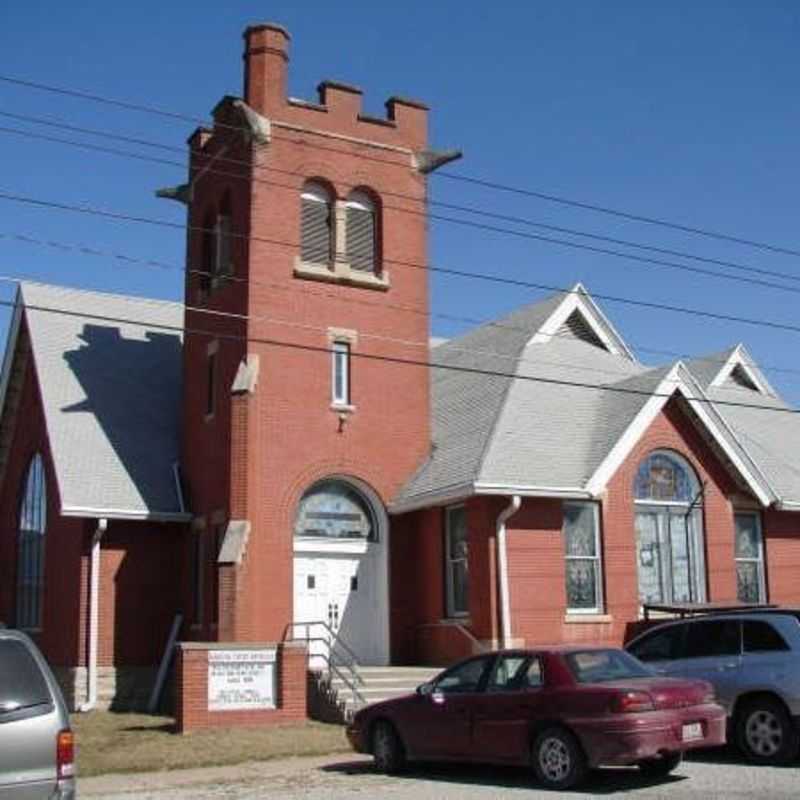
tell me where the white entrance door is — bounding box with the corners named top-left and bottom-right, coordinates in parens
top-left (293, 546), bottom-right (387, 667)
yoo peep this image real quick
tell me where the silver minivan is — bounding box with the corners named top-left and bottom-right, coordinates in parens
top-left (626, 612), bottom-right (800, 764)
top-left (0, 627), bottom-right (75, 799)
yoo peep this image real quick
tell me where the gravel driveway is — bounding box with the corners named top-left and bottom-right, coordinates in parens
top-left (83, 749), bottom-right (800, 799)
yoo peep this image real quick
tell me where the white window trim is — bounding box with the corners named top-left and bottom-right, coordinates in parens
top-left (563, 501), bottom-right (604, 615)
top-left (734, 511), bottom-right (767, 604)
top-left (331, 340), bottom-right (351, 407)
top-left (445, 505), bottom-right (469, 619)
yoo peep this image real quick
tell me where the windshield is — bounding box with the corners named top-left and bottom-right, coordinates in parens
top-left (565, 649), bottom-right (653, 684)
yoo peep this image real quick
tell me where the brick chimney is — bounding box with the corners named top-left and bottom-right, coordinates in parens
top-left (243, 23), bottom-right (290, 114)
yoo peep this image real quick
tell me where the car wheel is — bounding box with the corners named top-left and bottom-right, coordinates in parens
top-left (735, 697), bottom-right (799, 765)
top-left (531, 726), bottom-right (587, 790)
top-left (372, 720), bottom-right (405, 773)
top-left (639, 751), bottom-right (682, 777)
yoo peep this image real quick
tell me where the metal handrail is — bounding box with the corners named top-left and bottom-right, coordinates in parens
top-left (418, 621), bottom-right (488, 654)
top-left (282, 620), bottom-right (366, 710)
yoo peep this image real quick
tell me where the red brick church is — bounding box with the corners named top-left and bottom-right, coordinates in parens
top-left (2, 23), bottom-right (800, 710)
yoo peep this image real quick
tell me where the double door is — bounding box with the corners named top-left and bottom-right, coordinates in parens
top-left (293, 550), bottom-right (385, 667)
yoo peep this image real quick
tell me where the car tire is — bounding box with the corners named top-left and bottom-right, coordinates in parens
top-left (638, 751), bottom-right (682, 777)
top-left (372, 720), bottom-right (405, 774)
top-left (735, 696), bottom-right (799, 765)
top-left (531, 726), bottom-right (587, 790)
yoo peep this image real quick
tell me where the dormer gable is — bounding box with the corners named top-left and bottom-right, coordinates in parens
top-left (528, 283), bottom-right (636, 361)
top-left (710, 344), bottom-right (776, 397)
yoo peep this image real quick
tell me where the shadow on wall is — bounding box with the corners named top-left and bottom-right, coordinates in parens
top-left (61, 324), bottom-right (183, 510)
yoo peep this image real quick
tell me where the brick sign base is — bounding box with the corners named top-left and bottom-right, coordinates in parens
top-left (176, 641), bottom-right (307, 732)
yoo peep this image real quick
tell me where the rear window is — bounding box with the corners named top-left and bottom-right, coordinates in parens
top-left (743, 620), bottom-right (790, 653)
top-left (628, 625), bottom-right (685, 662)
top-left (0, 638), bottom-right (51, 718)
top-left (565, 649), bottom-right (652, 683)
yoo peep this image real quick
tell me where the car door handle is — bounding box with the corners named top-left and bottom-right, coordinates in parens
top-left (717, 663), bottom-right (738, 671)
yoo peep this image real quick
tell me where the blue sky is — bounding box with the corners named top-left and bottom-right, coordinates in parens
top-left (2, 2), bottom-right (800, 399)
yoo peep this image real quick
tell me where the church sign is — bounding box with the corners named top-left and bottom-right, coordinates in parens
top-left (207, 648), bottom-right (277, 711)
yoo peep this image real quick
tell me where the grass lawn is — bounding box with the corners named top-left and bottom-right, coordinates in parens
top-left (71, 712), bottom-right (350, 777)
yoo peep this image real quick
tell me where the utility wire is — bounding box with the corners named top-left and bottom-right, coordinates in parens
top-left (5, 291), bottom-right (800, 416)
top-left (3, 125), bottom-right (800, 299)
top-left (3, 73), bottom-right (800, 259)
top-left (7, 229), bottom-right (800, 380)
top-left (4, 110), bottom-right (800, 289)
top-left (4, 188), bottom-right (800, 338)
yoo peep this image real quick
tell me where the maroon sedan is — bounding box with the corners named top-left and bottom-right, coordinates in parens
top-left (346, 647), bottom-right (726, 790)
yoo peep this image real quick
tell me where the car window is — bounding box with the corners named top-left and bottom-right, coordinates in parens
top-left (743, 620), bottom-right (790, 653)
top-left (0, 638), bottom-right (51, 716)
top-left (685, 620), bottom-right (741, 659)
top-left (565, 649), bottom-right (652, 683)
top-left (435, 656), bottom-right (490, 695)
top-left (628, 625), bottom-right (686, 662)
top-left (486, 655), bottom-right (528, 692)
top-left (523, 658), bottom-right (544, 688)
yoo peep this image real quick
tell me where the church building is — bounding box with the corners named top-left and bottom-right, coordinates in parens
top-left (2, 23), bottom-right (800, 710)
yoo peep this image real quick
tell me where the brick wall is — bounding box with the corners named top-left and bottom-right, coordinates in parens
top-left (763, 509), bottom-right (800, 604)
top-left (180, 25), bottom-right (432, 645)
top-left (176, 641), bottom-right (307, 732)
top-left (0, 324), bottom-right (87, 667)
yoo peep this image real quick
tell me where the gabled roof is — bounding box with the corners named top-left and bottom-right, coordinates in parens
top-left (393, 285), bottom-right (794, 513)
top-left (0, 282), bottom-right (188, 521)
top-left (394, 285), bottom-right (646, 509)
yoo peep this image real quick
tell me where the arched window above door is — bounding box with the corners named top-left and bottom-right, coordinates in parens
top-left (634, 450), bottom-right (700, 504)
top-left (294, 479), bottom-right (376, 541)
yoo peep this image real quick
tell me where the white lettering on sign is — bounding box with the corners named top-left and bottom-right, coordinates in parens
top-left (207, 649), bottom-right (277, 711)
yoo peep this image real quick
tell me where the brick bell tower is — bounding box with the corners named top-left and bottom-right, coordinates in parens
top-left (167, 23), bottom-right (459, 658)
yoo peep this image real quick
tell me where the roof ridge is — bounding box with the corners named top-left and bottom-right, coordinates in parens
top-left (20, 279), bottom-right (184, 310)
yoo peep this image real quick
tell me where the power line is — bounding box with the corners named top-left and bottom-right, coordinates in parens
top-left (5, 189), bottom-right (800, 338)
top-left (8, 229), bottom-right (800, 380)
top-left (4, 110), bottom-right (800, 289)
top-left (4, 123), bottom-right (800, 298)
top-left (3, 72), bottom-right (800, 260)
top-left (5, 290), bottom-right (800, 416)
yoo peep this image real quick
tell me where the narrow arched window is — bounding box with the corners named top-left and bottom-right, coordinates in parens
top-left (300, 181), bottom-right (333, 265)
top-left (216, 192), bottom-right (233, 277)
top-left (345, 190), bottom-right (378, 274)
top-left (200, 208), bottom-right (216, 292)
top-left (17, 453), bottom-right (47, 630)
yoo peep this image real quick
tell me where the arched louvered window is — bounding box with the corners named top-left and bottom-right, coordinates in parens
top-left (300, 181), bottom-right (334, 265)
top-left (17, 454), bottom-right (47, 630)
top-left (345, 190), bottom-right (378, 274)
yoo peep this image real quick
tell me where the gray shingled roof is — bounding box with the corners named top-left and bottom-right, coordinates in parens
top-left (13, 282), bottom-right (186, 520)
top-left (394, 288), bottom-right (800, 511)
top-left (396, 290), bottom-right (652, 505)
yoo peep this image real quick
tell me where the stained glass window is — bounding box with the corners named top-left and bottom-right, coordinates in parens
top-left (295, 480), bottom-right (376, 540)
top-left (17, 453), bottom-right (47, 630)
top-left (735, 513), bottom-right (765, 603)
top-left (563, 502), bottom-right (602, 612)
top-left (634, 452), bottom-right (697, 503)
top-left (445, 506), bottom-right (469, 617)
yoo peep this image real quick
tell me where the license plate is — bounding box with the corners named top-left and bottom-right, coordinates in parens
top-left (682, 722), bottom-right (703, 741)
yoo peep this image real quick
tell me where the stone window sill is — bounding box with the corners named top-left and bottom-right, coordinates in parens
top-left (564, 613), bottom-right (613, 624)
top-left (294, 257), bottom-right (390, 291)
top-left (331, 403), bottom-right (356, 414)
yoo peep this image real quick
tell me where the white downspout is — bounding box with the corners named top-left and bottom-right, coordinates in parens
top-left (79, 518), bottom-right (107, 712)
top-left (496, 496), bottom-right (521, 649)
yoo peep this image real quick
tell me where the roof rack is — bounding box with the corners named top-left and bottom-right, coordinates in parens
top-left (642, 602), bottom-right (777, 621)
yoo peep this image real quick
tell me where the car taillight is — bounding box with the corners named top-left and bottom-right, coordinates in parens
top-left (612, 690), bottom-right (655, 713)
top-left (56, 729), bottom-right (75, 780)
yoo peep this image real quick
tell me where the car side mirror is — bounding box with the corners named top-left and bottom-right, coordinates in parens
top-left (417, 681), bottom-right (433, 696)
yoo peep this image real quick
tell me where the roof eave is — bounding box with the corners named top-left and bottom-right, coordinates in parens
top-left (60, 505), bottom-right (192, 523)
